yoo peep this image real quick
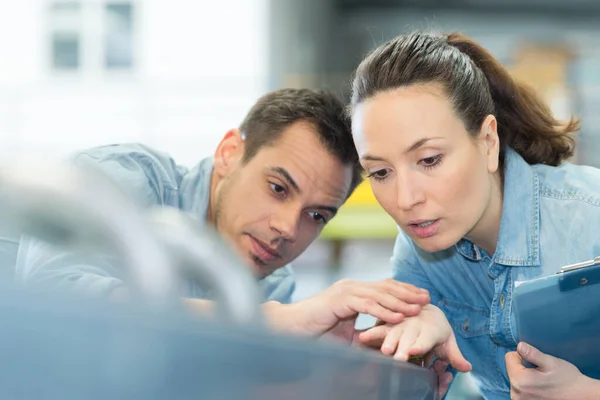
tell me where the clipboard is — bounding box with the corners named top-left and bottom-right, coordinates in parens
top-left (512, 257), bottom-right (600, 379)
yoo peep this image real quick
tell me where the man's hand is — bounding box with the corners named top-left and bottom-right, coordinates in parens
top-left (506, 342), bottom-right (600, 400)
top-left (358, 304), bottom-right (471, 373)
top-left (266, 279), bottom-right (430, 342)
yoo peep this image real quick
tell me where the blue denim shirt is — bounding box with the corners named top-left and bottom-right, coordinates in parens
top-left (392, 148), bottom-right (600, 399)
top-left (15, 143), bottom-right (295, 304)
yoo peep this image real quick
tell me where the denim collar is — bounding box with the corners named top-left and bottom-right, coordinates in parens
top-left (178, 156), bottom-right (214, 221)
top-left (456, 148), bottom-right (541, 267)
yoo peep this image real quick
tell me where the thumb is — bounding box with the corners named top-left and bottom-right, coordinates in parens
top-left (517, 342), bottom-right (553, 371)
top-left (437, 334), bottom-right (472, 373)
top-left (505, 350), bottom-right (526, 378)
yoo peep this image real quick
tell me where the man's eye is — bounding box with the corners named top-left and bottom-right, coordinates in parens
top-left (270, 182), bottom-right (286, 194)
top-left (308, 212), bottom-right (327, 224)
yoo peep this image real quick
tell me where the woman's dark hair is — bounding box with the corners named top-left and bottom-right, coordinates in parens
top-left (351, 31), bottom-right (578, 166)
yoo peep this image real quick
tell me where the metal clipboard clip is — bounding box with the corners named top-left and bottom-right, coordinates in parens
top-left (557, 256), bottom-right (600, 291)
top-left (558, 256), bottom-right (600, 273)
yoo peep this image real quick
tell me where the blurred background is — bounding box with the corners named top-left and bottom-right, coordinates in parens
top-left (1, 0), bottom-right (599, 398)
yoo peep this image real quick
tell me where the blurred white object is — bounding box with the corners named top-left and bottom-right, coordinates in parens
top-left (0, 158), bottom-right (177, 308)
top-left (147, 207), bottom-right (264, 325)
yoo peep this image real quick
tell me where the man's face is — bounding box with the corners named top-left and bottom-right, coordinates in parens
top-left (211, 121), bottom-right (353, 278)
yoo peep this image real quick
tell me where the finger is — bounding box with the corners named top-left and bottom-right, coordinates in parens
top-left (355, 287), bottom-right (422, 317)
top-left (346, 296), bottom-right (404, 324)
top-left (376, 279), bottom-right (431, 305)
top-left (405, 330), bottom-right (438, 359)
top-left (381, 325), bottom-right (405, 356)
top-left (436, 334), bottom-right (472, 373)
top-left (517, 342), bottom-right (554, 372)
top-left (432, 359), bottom-right (449, 375)
top-left (394, 324), bottom-right (420, 361)
top-left (437, 371), bottom-right (453, 399)
top-left (357, 325), bottom-right (392, 345)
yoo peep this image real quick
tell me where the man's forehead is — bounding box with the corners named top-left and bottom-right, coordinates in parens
top-left (246, 124), bottom-right (354, 198)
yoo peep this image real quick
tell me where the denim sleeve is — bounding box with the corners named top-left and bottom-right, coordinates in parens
top-left (15, 236), bottom-right (126, 297)
top-left (258, 265), bottom-right (296, 304)
top-left (72, 146), bottom-right (172, 207)
top-left (14, 146), bottom-right (169, 297)
top-left (391, 232), bottom-right (442, 306)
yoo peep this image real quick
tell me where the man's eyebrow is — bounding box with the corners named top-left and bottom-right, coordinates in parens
top-left (267, 167), bottom-right (300, 193)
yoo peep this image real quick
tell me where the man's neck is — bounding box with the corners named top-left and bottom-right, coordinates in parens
top-left (206, 169), bottom-right (219, 226)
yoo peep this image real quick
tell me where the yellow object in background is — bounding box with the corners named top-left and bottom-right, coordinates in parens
top-left (321, 180), bottom-right (398, 239)
top-left (345, 180), bottom-right (380, 206)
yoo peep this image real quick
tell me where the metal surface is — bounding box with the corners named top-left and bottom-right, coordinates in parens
top-left (559, 256), bottom-right (600, 273)
top-left (0, 283), bottom-right (438, 400)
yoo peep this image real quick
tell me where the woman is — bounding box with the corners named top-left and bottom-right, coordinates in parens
top-left (349, 31), bottom-right (600, 399)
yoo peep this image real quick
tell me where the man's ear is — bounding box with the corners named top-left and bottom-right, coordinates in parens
top-left (213, 129), bottom-right (245, 177)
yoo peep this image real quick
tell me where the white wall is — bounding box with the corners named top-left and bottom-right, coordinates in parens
top-left (0, 0), bottom-right (270, 166)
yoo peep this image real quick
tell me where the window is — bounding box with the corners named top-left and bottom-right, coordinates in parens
top-left (50, 2), bottom-right (82, 70)
top-left (104, 3), bottom-right (134, 69)
top-left (48, 1), bottom-right (135, 73)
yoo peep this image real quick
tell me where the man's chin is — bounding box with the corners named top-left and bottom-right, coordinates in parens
top-left (244, 254), bottom-right (274, 279)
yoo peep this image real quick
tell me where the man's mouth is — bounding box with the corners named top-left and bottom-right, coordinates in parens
top-left (248, 235), bottom-right (281, 264)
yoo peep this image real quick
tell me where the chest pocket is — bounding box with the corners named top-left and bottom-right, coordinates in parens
top-left (438, 298), bottom-right (489, 338)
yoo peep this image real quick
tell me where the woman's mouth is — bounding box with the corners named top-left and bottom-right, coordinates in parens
top-left (408, 219), bottom-right (440, 239)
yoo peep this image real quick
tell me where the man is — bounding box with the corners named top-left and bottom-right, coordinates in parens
top-left (16, 88), bottom-right (430, 339)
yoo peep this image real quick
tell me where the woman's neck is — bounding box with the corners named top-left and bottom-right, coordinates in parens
top-left (466, 171), bottom-right (504, 257)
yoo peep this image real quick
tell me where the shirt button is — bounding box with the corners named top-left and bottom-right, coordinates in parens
top-left (500, 293), bottom-right (505, 309)
top-left (463, 319), bottom-right (469, 331)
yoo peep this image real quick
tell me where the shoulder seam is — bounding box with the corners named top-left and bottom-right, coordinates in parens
top-left (539, 190), bottom-right (600, 207)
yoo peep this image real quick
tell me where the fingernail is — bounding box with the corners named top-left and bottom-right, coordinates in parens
top-left (394, 352), bottom-right (407, 360)
top-left (518, 342), bottom-right (529, 355)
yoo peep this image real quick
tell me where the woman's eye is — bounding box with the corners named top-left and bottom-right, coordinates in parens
top-left (420, 154), bottom-right (443, 169)
top-left (367, 169), bottom-right (390, 181)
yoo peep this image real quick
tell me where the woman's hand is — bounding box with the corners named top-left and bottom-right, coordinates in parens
top-left (358, 304), bottom-right (472, 373)
top-left (506, 342), bottom-right (600, 400)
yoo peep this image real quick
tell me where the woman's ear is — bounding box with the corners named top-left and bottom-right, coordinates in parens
top-left (481, 115), bottom-right (500, 173)
top-left (213, 128), bottom-right (245, 178)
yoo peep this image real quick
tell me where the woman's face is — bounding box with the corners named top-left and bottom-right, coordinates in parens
top-left (352, 83), bottom-right (500, 253)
